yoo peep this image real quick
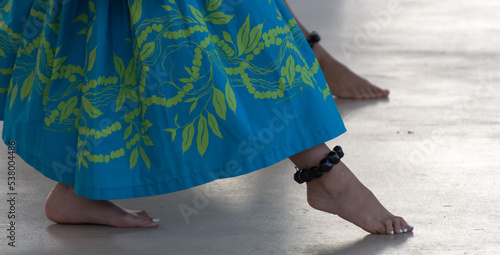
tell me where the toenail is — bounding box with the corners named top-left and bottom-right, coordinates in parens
top-left (404, 228), bottom-right (408, 232)
top-left (399, 229), bottom-right (403, 233)
top-left (152, 218), bottom-right (160, 222)
top-left (390, 231), bottom-right (394, 235)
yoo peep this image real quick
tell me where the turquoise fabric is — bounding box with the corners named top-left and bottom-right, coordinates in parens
top-left (0, 0), bottom-right (346, 200)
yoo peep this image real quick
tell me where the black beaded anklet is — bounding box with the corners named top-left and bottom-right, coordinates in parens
top-left (307, 31), bottom-right (321, 48)
top-left (294, 146), bottom-right (344, 184)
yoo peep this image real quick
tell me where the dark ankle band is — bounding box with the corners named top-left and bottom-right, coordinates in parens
top-left (307, 31), bottom-right (321, 48)
top-left (294, 146), bottom-right (344, 184)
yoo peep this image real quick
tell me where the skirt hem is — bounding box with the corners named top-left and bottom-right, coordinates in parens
top-left (3, 125), bottom-right (345, 200)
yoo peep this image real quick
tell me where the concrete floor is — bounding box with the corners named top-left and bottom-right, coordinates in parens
top-left (1, 0), bottom-right (499, 254)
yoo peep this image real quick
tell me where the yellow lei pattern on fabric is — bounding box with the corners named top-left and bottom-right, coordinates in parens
top-left (1, 0), bottom-right (329, 171)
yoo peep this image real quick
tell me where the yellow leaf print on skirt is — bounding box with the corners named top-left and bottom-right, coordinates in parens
top-left (0, 0), bottom-right (345, 199)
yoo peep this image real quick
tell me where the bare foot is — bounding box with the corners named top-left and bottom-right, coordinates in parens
top-left (290, 144), bottom-right (413, 235)
top-left (45, 183), bottom-right (160, 228)
top-left (307, 161), bottom-right (412, 234)
top-left (314, 44), bottom-right (390, 99)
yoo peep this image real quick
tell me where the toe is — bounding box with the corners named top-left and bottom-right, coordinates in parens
top-left (407, 225), bottom-right (414, 232)
top-left (348, 89), bottom-right (365, 99)
top-left (361, 88), bottom-right (374, 99)
top-left (366, 84), bottom-right (380, 98)
top-left (370, 86), bottom-right (383, 98)
top-left (384, 220), bottom-right (395, 235)
top-left (401, 219), bottom-right (414, 233)
top-left (137, 219), bottom-right (156, 228)
top-left (393, 217), bottom-right (404, 234)
top-left (367, 82), bottom-right (389, 98)
top-left (382, 89), bottom-right (390, 97)
top-left (133, 215), bottom-right (160, 228)
top-left (376, 88), bottom-right (390, 98)
top-left (358, 89), bottom-right (372, 99)
top-left (374, 222), bottom-right (387, 235)
top-left (119, 213), bottom-right (160, 228)
top-left (143, 217), bottom-right (161, 228)
top-left (357, 81), bottom-right (374, 98)
top-left (368, 88), bottom-right (379, 99)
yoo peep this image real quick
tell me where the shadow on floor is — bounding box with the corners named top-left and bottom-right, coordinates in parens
top-left (334, 98), bottom-right (390, 118)
top-left (309, 233), bottom-right (413, 255)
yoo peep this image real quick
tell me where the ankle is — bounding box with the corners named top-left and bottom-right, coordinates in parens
top-left (289, 143), bottom-right (331, 169)
top-left (54, 182), bottom-right (73, 192)
top-left (313, 44), bottom-right (328, 64)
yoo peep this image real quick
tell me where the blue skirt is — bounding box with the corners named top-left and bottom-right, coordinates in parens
top-left (0, 0), bottom-right (346, 200)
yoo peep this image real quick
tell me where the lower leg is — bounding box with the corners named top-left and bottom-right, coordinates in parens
top-left (289, 143), bottom-right (413, 234)
top-left (45, 182), bottom-right (159, 228)
top-left (281, 0), bottom-right (389, 99)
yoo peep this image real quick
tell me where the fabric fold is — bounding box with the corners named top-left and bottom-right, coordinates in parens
top-left (0, 0), bottom-right (346, 200)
